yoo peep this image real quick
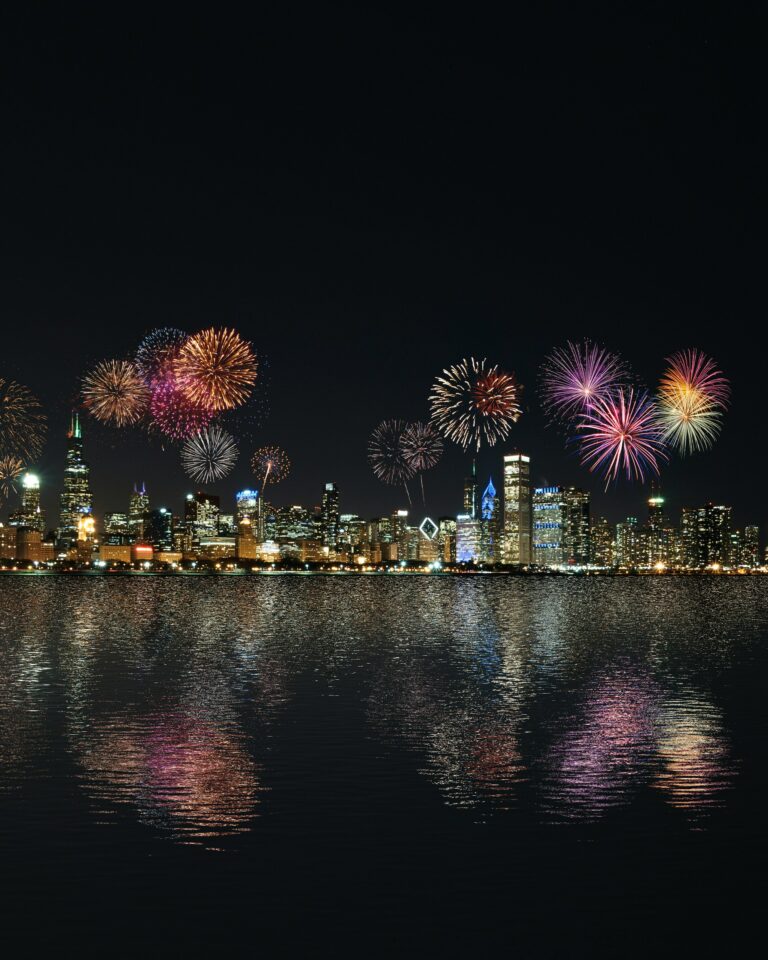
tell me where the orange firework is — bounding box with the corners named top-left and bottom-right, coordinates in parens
top-left (82, 360), bottom-right (150, 427)
top-left (174, 327), bottom-right (258, 412)
top-left (0, 455), bottom-right (24, 499)
top-left (0, 378), bottom-right (48, 463)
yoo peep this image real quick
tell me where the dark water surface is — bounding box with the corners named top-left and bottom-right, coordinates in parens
top-left (0, 574), bottom-right (764, 952)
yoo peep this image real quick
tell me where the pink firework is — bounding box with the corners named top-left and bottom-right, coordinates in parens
top-left (148, 376), bottom-right (214, 441)
top-left (577, 387), bottom-right (668, 487)
top-left (541, 341), bottom-right (626, 421)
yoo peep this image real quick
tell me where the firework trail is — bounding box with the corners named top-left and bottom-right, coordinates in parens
top-left (136, 328), bottom-right (188, 382)
top-left (82, 360), bottom-right (150, 427)
top-left (174, 327), bottom-right (258, 412)
top-left (251, 446), bottom-right (291, 491)
top-left (657, 349), bottom-right (729, 456)
top-left (0, 378), bottom-right (48, 463)
top-left (577, 387), bottom-right (668, 488)
top-left (368, 419), bottom-right (415, 504)
top-left (540, 340), bottom-right (626, 421)
top-left (402, 421), bottom-right (443, 505)
top-left (429, 358), bottom-right (521, 451)
top-left (0, 455), bottom-right (24, 501)
top-left (181, 425), bottom-right (239, 484)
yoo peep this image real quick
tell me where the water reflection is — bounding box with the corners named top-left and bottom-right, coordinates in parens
top-left (77, 712), bottom-right (262, 844)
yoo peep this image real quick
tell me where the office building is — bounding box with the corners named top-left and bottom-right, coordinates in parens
top-left (128, 482), bottom-right (150, 541)
top-left (533, 486), bottom-right (565, 566)
top-left (502, 453), bottom-right (532, 565)
top-left (321, 483), bottom-right (340, 549)
top-left (58, 412), bottom-right (93, 550)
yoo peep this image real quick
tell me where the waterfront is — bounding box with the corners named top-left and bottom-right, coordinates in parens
top-left (1, 576), bottom-right (763, 951)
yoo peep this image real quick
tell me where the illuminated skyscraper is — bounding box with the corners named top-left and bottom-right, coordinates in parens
top-left (321, 482), bottom-right (340, 549)
top-left (128, 483), bottom-right (149, 541)
top-left (533, 486), bottom-right (565, 566)
top-left (590, 517), bottom-right (614, 567)
top-left (502, 453), bottom-right (532, 565)
top-left (145, 508), bottom-right (174, 553)
top-left (185, 492), bottom-right (220, 545)
top-left (58, 412), bottom-right (93, 550)
top-left (463, 460), bottom-right (478, 520)
top-left (480, 476), bottom-right (501, 562)
top-left (236, 490), bottom-right (259, 525)
top-left (743, 525), bottom-right (760, 568)
top-left (681, 503), bottom-right (733, 568)
top-left (9, 472), bottom-right (45, 533)
top-left (563, 487), bottom-right (590, 565)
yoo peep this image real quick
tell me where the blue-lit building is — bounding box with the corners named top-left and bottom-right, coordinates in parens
top-left (533, 486), bottom-right (565, 566)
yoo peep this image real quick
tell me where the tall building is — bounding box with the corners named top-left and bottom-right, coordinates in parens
top-left (615, 517), bottom-right (640, 568)
top-left (646, 493), bottom-right (666, 565)
top-left (742, 525), bottom-right (760, 568)
top-left (185, 492), bottom-right (220, 545)
top-left (563, 487), bottom-right (590, 565)
top-left (480, 477), bottom-right (502, 562)
top-left (145, 508), bottom-right (174, 553)
top-left (128, 483), bottom-right (150, 541)
top-left (9, 472), bottom-right (45, 533)
top-left (321, 483), bottom-right (340, 549)
top-left (236, 490), bottom-right (259, 526)
top-left (590, 517), bottom-right (614, 568)
top-left (681, 503), bottom-right (733, 568)
top-left (463, 460), bottom-right (479, 519)
top-left (58, 412), bottom-right (93, 550)
top-left (533, 486), bottom-right (564, 566)
top-left (502, 453), bottom-right (532, 565)
top-left (456, 514), bottom-right (482, 562)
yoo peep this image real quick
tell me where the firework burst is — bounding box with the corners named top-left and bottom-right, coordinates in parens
top-left (402, 421), bottom-right (443, 472)
top-left (148, 376), bottom-right (214, 441)
top-left (174, 327), bottom-right (258, 412)
top-left (540, 340), bottom-right (626, 421)
top-left (181, 425), bottom-right (239, 484)
top-left (136, 327), bottom-right (189, 382)
top-left (577, 387), bottom-right (668, 488)
top-left (0, 455), bottom-right (24, 500)
top-left (368, 420), bottom-right (415, 486)
top-left (0, 378), bottom-right (48, 463)
top-left (429, 358), bottom-right (521, 451)
top-left (251, 446), bottom-right (291, 489)
top-left (82, 360), bottom-right (150, 427)
top-left (657, 349), bottom-right (729, 456)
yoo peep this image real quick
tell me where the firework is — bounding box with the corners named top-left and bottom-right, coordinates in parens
top-left (368, 420), bottom-right (415, 486)
top-left (148, 376), bottom-right (214, 441)
top-left (181, 425), bottom-right (239, 484)
top-left (541, 341), bottom-right (626, 420)
top-left (657, 392), bottom-right (723, 455)
top-left (402, 421), bottom-right (443, 472)
top-left (136, 328), bottom-right (188, 381)
top-left (0, 378), bottom-right (48, 463)
top-left (82, 360), bottom-right (150, 427)
top-left (577, 387), bottom-right (668, 488)
top-left (251, 446), bottom-right (291, 489)
top-left (0, 455), bottom-right (24, 500)
top-left (429, 358), bottom-right (521, 451)
top-left (659, 349), bottom-right (730, 411)
top-left (174, 327), bottom-right (258, 412)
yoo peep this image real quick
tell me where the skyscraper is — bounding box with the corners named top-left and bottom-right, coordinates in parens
top-left (743, 526), bottom-right (760, 568)
top-left (321, 483), bottom-right (340, 549)
top-left (58, 412), bottom-right (93, 550)
top-left (185, 492), bottom-right (220, 545)
top-left (533, 486), bottom-right (564, 566)
top-left (480, 476), bottom-right (501, 562)
top-left (502, 453), bottom-right (532, 565)
top-left (9, 472), bottom-right (45, 533)
top-left (563, 487), bottom-right (590, 565)
top-left (463, 460), bottom-right (478, 520)
top-left (128, 483), bottom-right (149, 541)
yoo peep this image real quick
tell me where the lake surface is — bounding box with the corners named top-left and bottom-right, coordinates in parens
top-left (0, 575), bottom-right (763, 952)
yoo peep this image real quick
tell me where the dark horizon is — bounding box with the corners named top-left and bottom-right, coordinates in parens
top-left (1, 6), bottom-right (762, 530)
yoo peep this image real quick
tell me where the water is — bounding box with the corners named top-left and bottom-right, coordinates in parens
top-left (0, 574), bottom-right (764, 951)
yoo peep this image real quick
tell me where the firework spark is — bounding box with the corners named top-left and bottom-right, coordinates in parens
top-left (401, 421), bottom-right (443, 472)
top-left (251, 446), bottom-right (291, 489)
top-left (0, 378), bottom-right (48, 463)
top-left (0, 455), bottom-right (24, 500)
top-left (136, 328), bottom-right (188, 382)
top-left (659, 349), bottom-right (730, 410)
top-left (181, 425), bottom-right (239, 484)
top-left (429, 358), bottom-right (521, 451)
top-left (368, 419), bottom-right (415, 486)
top-left (541, 340), bottom-right (626, 420)
top-left (174, 327), bottom-right (258, 412)
top-left (82, 360), bottom-right (150, 427)
top-left (148, 376), bottom-right (214, 441)
top-left (577, 387), bottom-right (668, 488)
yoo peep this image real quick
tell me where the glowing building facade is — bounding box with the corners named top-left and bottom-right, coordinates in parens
top-left (58, 413), bottom-right (93, 550)
top-left (502, 453), bottom-right (532, 565)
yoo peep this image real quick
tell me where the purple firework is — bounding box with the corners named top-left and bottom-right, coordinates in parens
top-left (577, 387), bottom-right (668, 488)
top-left (541, 341), bottom-right (626, 421)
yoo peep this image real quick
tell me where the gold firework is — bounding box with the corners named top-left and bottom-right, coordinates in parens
top-left (174, 327), bottom-right (258, 412)
top-left (0, 378), bottom-right (48, 463)
top-left (82, 360), bottom-right (150, 427)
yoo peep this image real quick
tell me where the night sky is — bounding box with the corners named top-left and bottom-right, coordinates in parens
top-left (1, 7), bottom-right (762, 529)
